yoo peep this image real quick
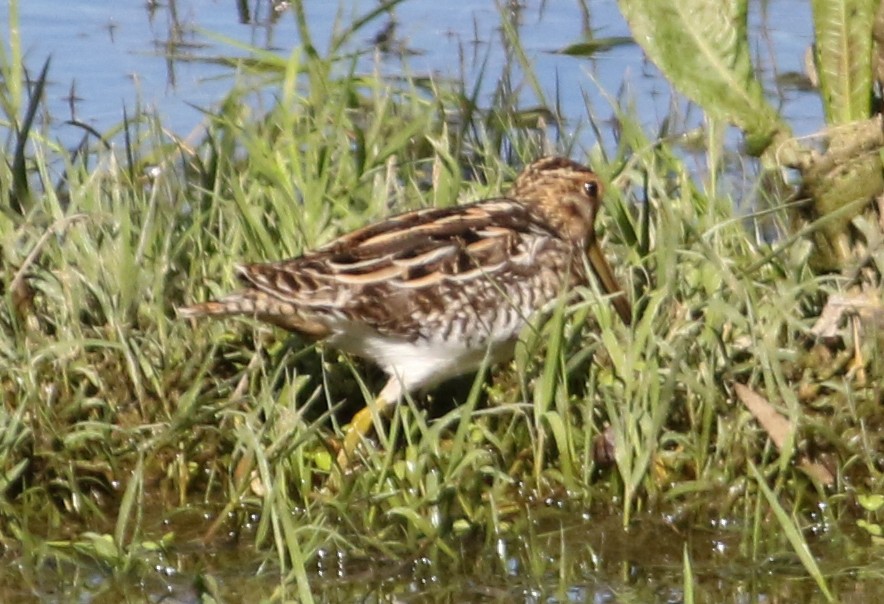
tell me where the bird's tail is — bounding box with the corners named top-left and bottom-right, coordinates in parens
top-left (177, 290), bottom-right (328, 336)
top-left (177, 290), bottom-right (265, 320)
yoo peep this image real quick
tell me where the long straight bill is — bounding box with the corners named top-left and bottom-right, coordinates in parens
top-left (586, 240), bottom-right (632, 325)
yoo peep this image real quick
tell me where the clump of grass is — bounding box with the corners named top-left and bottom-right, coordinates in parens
top-left (1, 0), bottom-right (881, 601)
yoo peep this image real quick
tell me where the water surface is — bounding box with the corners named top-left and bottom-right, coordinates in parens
top-left (3, 0), bottom-right (821, 153)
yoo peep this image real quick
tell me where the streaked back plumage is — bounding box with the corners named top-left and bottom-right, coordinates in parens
top-left (178, 157), bottom-right (629, 399)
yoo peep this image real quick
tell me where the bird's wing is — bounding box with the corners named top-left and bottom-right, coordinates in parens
top-left (236, 198), bottom-right (572, 339)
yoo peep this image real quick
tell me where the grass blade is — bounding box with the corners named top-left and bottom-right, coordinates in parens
top-left (749, 461), bottom-right (834, 602)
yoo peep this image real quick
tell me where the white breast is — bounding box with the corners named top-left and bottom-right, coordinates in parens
top-left (327, 320), bottom-right (520, 401)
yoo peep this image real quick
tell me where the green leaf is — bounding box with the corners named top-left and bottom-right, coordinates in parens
top-left (858, 493), bottom-right (884, 512)
top-left (811, 0), bottom-right (877, 123)
top-left (618, 0), bottom-right (786, 153)
top-left (556, 36), bottom-right (634, 57)
top-left (683, 544), bottom-right (695, 604)
top-left (857, 519), bottom-right (883, 537)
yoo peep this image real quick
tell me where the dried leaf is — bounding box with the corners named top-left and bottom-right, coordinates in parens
top-left (811, 291), bottom-right (883, 338)
top-left (734, 383), bottom-right (834, 486)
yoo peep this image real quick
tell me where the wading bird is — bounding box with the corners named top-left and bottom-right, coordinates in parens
top-left (179, 157), bottom-right (631, 469)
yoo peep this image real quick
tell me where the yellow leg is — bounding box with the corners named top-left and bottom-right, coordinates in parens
top-left (336, 396), bottom-right (391, 470)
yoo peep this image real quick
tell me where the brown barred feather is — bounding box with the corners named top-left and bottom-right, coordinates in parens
top-left (178, 157), bottom-right (631, 399)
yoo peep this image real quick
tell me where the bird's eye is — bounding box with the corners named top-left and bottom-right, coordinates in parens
top-left (583, 181), bottom-right (599, 197)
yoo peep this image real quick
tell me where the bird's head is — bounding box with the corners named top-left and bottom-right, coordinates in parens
top-left (510, 156), bottom-right (604, 245)
top-left (511, 156), bottom-right (631, 324)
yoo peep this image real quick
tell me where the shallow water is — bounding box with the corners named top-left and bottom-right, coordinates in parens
top-left (3, 0), bottom-right (822, 151)
top-left (4, 509), bottom-right (881, 603)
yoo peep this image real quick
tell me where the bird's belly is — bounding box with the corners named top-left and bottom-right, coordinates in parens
top-left (327, 318), bottom-right (523, 395)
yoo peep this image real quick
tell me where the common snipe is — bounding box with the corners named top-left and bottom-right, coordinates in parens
top-left (179, 157), bottom-right (631, 467)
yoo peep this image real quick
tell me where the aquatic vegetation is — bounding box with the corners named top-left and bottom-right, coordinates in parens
top-left (0, 0), bottom-right (881, 601)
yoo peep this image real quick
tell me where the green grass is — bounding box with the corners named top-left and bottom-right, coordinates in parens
top-left (1, 1), bottom-right (882, 601)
